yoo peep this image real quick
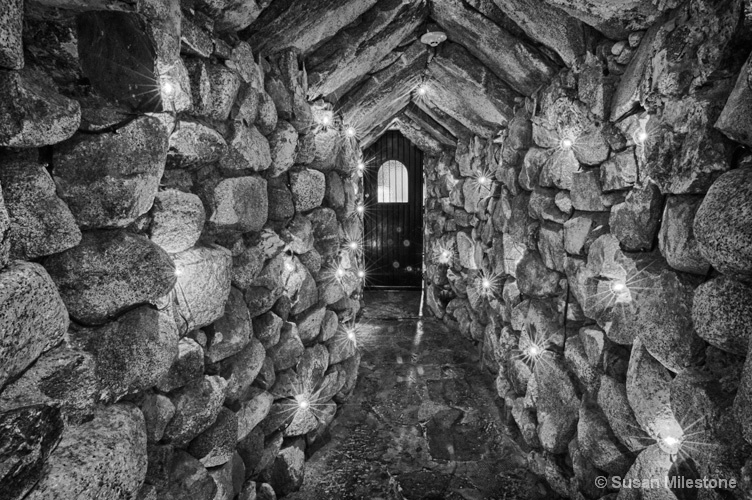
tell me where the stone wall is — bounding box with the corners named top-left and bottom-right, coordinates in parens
top-left (423, 6), bottom-right (752, 498)
top-left (0, 3), bottom-right (364, 500)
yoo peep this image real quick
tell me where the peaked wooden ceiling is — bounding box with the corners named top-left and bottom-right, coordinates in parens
top-left (239, 0), bottom-right (675, 152)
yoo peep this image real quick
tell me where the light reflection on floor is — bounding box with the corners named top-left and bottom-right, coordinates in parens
top-left (286, 291), bottom-right (544, 500)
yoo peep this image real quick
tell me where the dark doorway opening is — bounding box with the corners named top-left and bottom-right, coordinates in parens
top-left (363, 130), bottom-right (424, 289)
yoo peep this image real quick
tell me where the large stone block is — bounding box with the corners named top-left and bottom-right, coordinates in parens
top-left (267, 321), bottom-right (304, 371)
top-left (716, 52), bottom-right (752, 147)
top-left (268, 121), bottom-right (298, 177)
top-left (0, 405), bottom-right (64, 500)
top-left (164, 375), bottom-right (228, 447)
top-left (44, 230), bottom-right (176, 325)
top-left (0, 261), bottom-right (69, 389)
top-left (166, 121), bottom-right (227, 169)
top-left (157, 337), bottom-right (204, 393)
top-left (206, 287), bottom-right (252, 364)
top-left (626, 340), bottom-right (683, 443)
top-left (188, 407), bottom-right (237, 467)
top-left (597, 375), bottom-right (650, 453)
top-left (25, 404), bottom-right (147, 500)
top-left (150, 190), bottom-right (205, 254)
top-left (693, 276), bottom-right (752, 356)
top-left (609, 182), bottom-right (664, 252)
top-left (658, 195), bottom-right (709, 275)
top-left (0, 152), bottom-right (81, 260)
top-left (694, 167), bottom-right (752, 280)
top-left (209, 176), bottom-right (268, 233)
top-left (172, 245), bottom-right (233, 332)
top-left (0, 0), bottom-right (23, 70)
top-left (222, 124), bottom-right (272, 173)
top-left (54, 115), bottom-right (169, 229)
top-left (154, 450), bottom-right (217, 500)
top-left (0, 345), bottom-right (96, 420)
top-left (290, 169), bottom-right (326, 213)
top-left (69, 306), bottom-right (178, 403)
top-left (0, 69), bottom-right (80, 147)
top-left (220, 337), bottom-right (266, 405)
top-left (534, 356), bottom-right (580, 454)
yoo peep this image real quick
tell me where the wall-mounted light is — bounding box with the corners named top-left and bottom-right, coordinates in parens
top-left (162, 80), bottom-right (176, 97)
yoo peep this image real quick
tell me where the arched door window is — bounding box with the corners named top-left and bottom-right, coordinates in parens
top-left (377, 160), bottom-right (409, 203)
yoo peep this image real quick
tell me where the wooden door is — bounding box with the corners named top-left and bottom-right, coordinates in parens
top-left (363, 131), bottom-right (424, 289)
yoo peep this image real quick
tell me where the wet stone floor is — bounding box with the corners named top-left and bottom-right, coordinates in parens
top-left (287, 291), bottom-right (544, 500)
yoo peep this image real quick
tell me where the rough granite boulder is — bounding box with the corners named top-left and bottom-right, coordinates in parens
top-left (188, 407), bottom-right (238, 467)
top-left (0, 404), bottom-right (64, 500)
top-left (262, 439), bottom-right (305, 496)
top-left (0, 261), bottom-right (69, 389)
top-left (267, 322), bottom-right (305, 371)
top-left (693, 276), bottom-right (752, 356)
top-left (150, 190), bottom-right (206, 254)
top-left (209, 176), bottom-right (269, 233)
top-left (0, 344), bottom-right (96, 420)
top-left (0, 152), bottom-right (81, 260)
top-left (533, 356), bottom-right (580, 454)
top-left (626, 340), bottom-right (683, 442)
top-left (205, 287), bottom-right (252, 364)
top-left (172, 245), bottom-right (233, 332)
top-left (0, 0), bottom-right (23, 69)
top-left (157, 337), bottom-right (204, 393)
top-left (154, 450), bottom-right (217, 500)
top-left (222, 124), bottom-right (272, 173)
top-left (658, 195), bottom-right (709, 275)
top-left (694, 167), bottom-right (752, 280)
top-left (69, 306), bottom-right (178, 403)
top-left (166, 120), bottom-right (227, 169)
top-left (54, 115), bottom-right (169, 229)
top-left (267, 121), bottom-right (299, 177)
top-left (220, 337), bottom-right (266, 405)
top-left (44, 230), bottom-right (176, 326)
top-left (609, 182), bottom-right (664, 252)
top-left (290, 169), bottom-right (326, 213)
top-left (25, 404), bottom-right (147, 500)
top-left (0, 69), bottom-right (80, 147)
top-left (163, 375), bottom-right (228, 447)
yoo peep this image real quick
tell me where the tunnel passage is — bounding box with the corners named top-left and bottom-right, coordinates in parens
top-left (1, 1), bottom-right (752, 500)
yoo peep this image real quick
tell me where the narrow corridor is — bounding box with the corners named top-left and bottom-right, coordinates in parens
top-left (287, 291), bottom-right (543, 500)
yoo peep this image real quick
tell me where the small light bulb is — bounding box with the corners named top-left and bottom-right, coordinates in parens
top-left (162, 80), bottom-right (175, 96)
top-left (482, 279), bottom-right (491, 289)
top-left (349, 241), bottom-right (358, 250)
top-left (174, 268), bottom-right (182, 277)
top-left (346, 127), bottom-right (357, 138)
top-left (478, 176), bottom-right (488, 185)
top-left (299, 399), bottom-right (309, 410)
top-left (611, 281), bottom-right (627, 294)
top-left (357, 270), bottom-right (365, 279)
top-left (561, 138), bottom-right (573, 150)
top-left (663, 436), bottom-right (679, 446)
top-left (284, 261), bottom-right (295, 272)
top-left (321, 115), bottom-right (331, 126)
top-left (636, 130), bottom-right (648, 143)
top-left (417, 85), bottom-right (427, 96)
top-left (356, 204), bottom-right (365, 214)
top-left (528, 345), bottom-right (542, 357)
top-left (347, 331), bottom-right (356, 341)
top-left (357, 162), bottom-right (365, 171)
top-left (336, 268), bottom-right (345, 278)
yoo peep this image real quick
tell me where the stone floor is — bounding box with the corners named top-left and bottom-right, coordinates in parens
top-left (287, 290), bottom-right (546, 500)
